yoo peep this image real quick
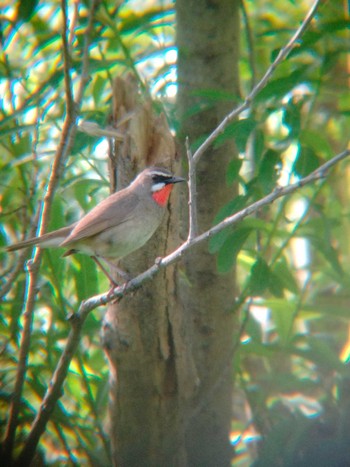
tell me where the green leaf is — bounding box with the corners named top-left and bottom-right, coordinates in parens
top-left (282, 100), bottom-right (301, 137)
top-left (251, 127), bottom-right (265, 164)
top-left (208, 228), bottom-right (232, 254)
top-left (92, 75), bottom-right (107, 106)
top-left (240, 340), bottom-right (278, 358)
top-left (47, 196), bottom-right (69, 233)
top-left (73, 255), bottom-right (100, 302)
top-left (214, 118), bottom-right (257, 152)
top-left (310, 236), bottom-right (343, 277)
top-left (255, 67), bottom-right (308, 103)
top-left (272, 258), bottom-right (299, 295)
top-left (213, 195), bottom-right (249, 224)
top-left (258, 149), bottom-right (282, 194)
top-left (249, 257), bottom-right (271, 295)
top-left (299, 129), bottom-right (333, 158)
top-left (294, 337), bottom-right (345, 372)
top-left (118, 7), bottom-right (174, 34)
top-left (17, 0), bottom-right (39, 22)
top-left (268, 272), bottom-right (286, 298)
top-left (293, 145), bottom-right (320, 177)
top-left (216, 228), bottom-right (252, 273)
top-left (72, 179), bottom-right (105, 211)
top-left (226, 158), bottom-right (243, 185)
top-left (269, 299), bottom-right (295, 344)
top-left (13, 133), bottom-right (32, 158)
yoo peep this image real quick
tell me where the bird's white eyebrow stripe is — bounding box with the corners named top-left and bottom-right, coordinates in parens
top-left (152, 171), bottom-right (171, 177)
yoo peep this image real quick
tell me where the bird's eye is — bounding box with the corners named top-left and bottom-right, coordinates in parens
top-left (152, 174), bottom-right (170, 184)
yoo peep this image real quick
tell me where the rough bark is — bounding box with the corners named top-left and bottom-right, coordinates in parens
top-left (103, 0), bottom-right (240, 463)
top-left (102, 75), bottom-right (188, 466)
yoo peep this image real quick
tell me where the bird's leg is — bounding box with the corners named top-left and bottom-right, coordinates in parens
top-left (104, 260), bottom-right (133, 303)
top-left (91, 256), bottom-right (129, 302)
top-left (91, 256), bottom-right (119, 287)
top-left (101, 258), bottom-right (131, 282)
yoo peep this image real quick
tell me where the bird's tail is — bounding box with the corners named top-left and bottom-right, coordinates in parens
top-left (6, 225), bottom-right (74, 252)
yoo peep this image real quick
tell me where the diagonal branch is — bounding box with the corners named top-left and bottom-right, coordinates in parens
top-left (12, 1), bottom-right (329, 463)
top-left (192, 0), bottom-right (321, 165)
top-left (13, 310), bottom-right (90, 466)
top-left (2, 3), bottom-right (76, 461)
top-left (87, 148), bottom-right (350, 309)
top-left (6, 1), bottom-right (100, 465)
top-left (18, 148), bottom-right (349, 460)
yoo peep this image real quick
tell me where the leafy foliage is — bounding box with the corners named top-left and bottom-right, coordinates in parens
top-left (0, 0), bottom-right (175, 464)
top-left (226, 2), bottom-right (350, 464)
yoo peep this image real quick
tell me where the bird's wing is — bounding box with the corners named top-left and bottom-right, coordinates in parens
top-left (60, 189), bottom-right (139, 247)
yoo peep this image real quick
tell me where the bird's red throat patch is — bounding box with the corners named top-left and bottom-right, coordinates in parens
top-left (152, 184), bottom-right (174, 207)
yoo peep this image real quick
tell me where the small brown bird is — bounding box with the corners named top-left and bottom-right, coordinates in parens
top-left (7, 167), bottom-right (185, 282)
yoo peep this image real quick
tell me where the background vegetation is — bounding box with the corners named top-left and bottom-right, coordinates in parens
top-left (1, 0), bottom-right (350, 465)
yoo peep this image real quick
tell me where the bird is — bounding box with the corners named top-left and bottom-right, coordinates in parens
top-left (6, 167), bottom-right (185, 283)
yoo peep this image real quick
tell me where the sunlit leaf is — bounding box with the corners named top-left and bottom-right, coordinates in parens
top-left (269, 299), bottom-right (295, 344)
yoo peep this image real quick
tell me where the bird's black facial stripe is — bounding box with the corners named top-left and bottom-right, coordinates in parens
top-left (152, 174), bottom-right (173, 185)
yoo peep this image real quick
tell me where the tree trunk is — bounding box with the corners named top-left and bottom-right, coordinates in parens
top-left (102, 75), bottom-right (188, 466)
top-left (176, 0), bottom-right (240, 465)
top-left (103, 0), bottom-right (240, 463)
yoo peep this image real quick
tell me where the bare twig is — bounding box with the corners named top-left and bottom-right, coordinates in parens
top-left (81, 148), bottom-right (350, 311)
top-left (0, 247), bottom-right (31, 300)
top-left (186, 137), bottom-right (198, 240)
top-left (6, 1), bottom-right (99, 465)
top-left (9, 1), bottom-right (327, 463)
top-left (61, 0), bottom-right (74, 115)
top-left (74, 0), bottom-right (100, 105)
top-left (240, 0), bottom-right (257, 88)
top-left (14, 310), bottom-right (90, 466)
top-left (192, 0), bottom-right (321, 165)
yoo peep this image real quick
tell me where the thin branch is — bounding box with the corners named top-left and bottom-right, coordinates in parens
top-left (53, 421), bottom-right (78, 466)
top-left (74, 0), bottom-right (100, 106)
top-left (2, 215), bottom-right (42, 463)
top-left (6, 1), bottom-right (99, 464)
top-left (82, 148), bottom-right (350, 311)
top-left (61, 0), bottom-right (74, 115)
top-left (13, 312), bottom-right (89, 466)
top-left (192, 0), bottom-right (321, 165)
top-left (186, 137), bottom-right (198, 240)
top-left (15, 150), bottom-right (350, 463)
top-left (76, 354), bottom-right (111, 460)
top-left (7, 1), bottom-right (328, 462)
top-left (0, 247), bottom-right (31, 300)
top-left (240, 0), bottom-right (257, 89)
top-left (99, 5), bottom-right (149, 97)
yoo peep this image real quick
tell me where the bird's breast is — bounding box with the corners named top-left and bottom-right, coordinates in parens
top-left (79, 203), bottom-right (165, 260)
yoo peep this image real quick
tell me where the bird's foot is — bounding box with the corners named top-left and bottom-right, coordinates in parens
top-left (107, 279), bottom-right (131, 304)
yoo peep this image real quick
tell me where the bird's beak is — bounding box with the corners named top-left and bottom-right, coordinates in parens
top-left (168, 175), bottom-right (186, 184)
